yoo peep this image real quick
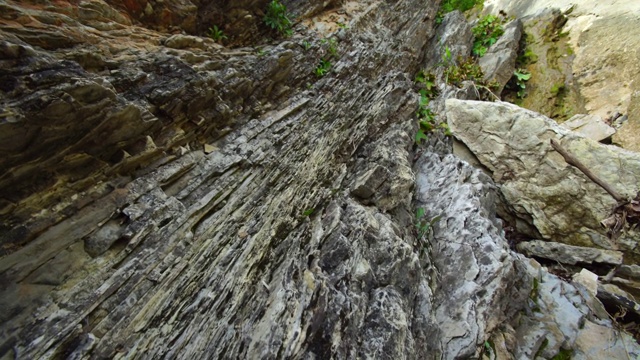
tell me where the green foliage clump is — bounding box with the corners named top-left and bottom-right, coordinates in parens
top-left (436, 0), bottom-right (483, 23)
top-left (472, 14), bottom-right (506, 57)
top-left (207, 25), bottom-right (227, 43)
top-left (551, 348), bottom-right (573, 360)
top-left (314, 59), bottom-right (331, 77)
top-left (313, 37), bottom-right (340, 78)
top-left (513, 69), bottom-right (531, 98)
top-left (264, 0), bottom-right (293, 37)
top-left (550, 83), bottom-right (565, 96)
top-left (518, 47), bottom-right (538, 64)
top-left (444, 56), bottom-right (485, 86)
top-left (414, 71), bottom-right (438, 144)
top-left (414, 69), bottom-right (451, 144)
top-left (416, 70), bottom-right (438, 100)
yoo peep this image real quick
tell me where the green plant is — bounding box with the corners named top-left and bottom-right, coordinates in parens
top-left (415, 208), bottom-right (441, 238)
top-left (472, 15), bottom-right (505, 57)
top-left (441, 46), bottom-right (453, 66)
top-left (551, 348), bottom-right (573, 360)
top-left (513, 69), bottom-right (531, 98)
top-left (264, 0), bottom-right (293, 37)
top-left (416, 70), bottom-right (438, 100)
top-left (444, 56), bottom-right (485, 85)
top-left (415, 90), bottom-right (436, 144)
top-left (482, 340), bottom-right (495, 359)
top-left (550, 82), bottom-right (564, 96)
top-left (337, 22), bottom-right (348, 29)
top-left (315, 59), bottom-right (332, 77)
top-left (207, 25), bottom-right (227, 43)
top-left (321, 37), bottom-right (339, 58)
top-left (518, 47), bottom-right (538, 64)
top-left (302, 208), bottom-right (315, 217)
top-left (301, 40), bottom-right (312, 51)
top-left (436, 0), bottom-right (482, 24)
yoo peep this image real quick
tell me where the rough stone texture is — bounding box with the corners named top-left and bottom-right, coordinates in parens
top-left (424, 11), bottom-right (473, 70)
top-left (1, 0), bottom-right (639, 359)
top-left (414, 152), bottom-right (640, 359)
top-left (446, 99), bottom-right (640, 255)
top-left (415, 153), bottom-right (526, 359)
top-left (517, 240), bottom-right (624, 265)
top-left (478, 19), bottom-right (523, 95)
top-left (484, 0), bottom-right (640, 148)
top-left (561, 114), bottom-right (616, 142)
top-left (505, 258), bottom-right (640, 360)
top-left (0, 0), bottom-right (439, 358)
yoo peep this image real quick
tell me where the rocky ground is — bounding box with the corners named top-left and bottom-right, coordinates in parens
top-left (1, 0), bottom-right (640, 359)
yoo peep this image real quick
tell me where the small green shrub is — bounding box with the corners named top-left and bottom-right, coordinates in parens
top-left (472, 15), bottom-right (505, 57)
top-left (513, 69), bottom-right (531, 98)
top-left (444, 56), bottom-right (484, 85)
top-left (207, 25), bottom-right (227, 43)
top-left (416, 70), bottom-right (438, 100)
top-left (314, 59), bottom-right (332, 77)
top-left (436, 0), bottom-right (483, 24)
top-left (551, 348), bottom-right (573, 360)
top-left (301, 40), bottom-right (312, 51)
top-left (264, 0), bottom-right (293, 37)
top-left (415, 208), bottom-right (441, 238)
top-left (518, 47), bottom-right (538, 64)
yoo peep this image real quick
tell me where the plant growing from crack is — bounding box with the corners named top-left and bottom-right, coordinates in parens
top-left (321, 37), bottom-right (339, 58)
top-left (472, 14), bottom-right (506, 57)
top-left (414, 208), bottom-right (438, 258)
top-left (315, 59), bottom-right (332, 77)
top-left (264, 0), bottom-right (293, 37)
top-left (413, 68), bottom-right (454, 143)
top-left (513, 68), bottom-right (531, 98)
top-left (207, 25), bottom-right (227, 43)
top-left (436, 0), bottom-right (483, 24)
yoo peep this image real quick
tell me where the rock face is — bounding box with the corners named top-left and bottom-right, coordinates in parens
top-left (446, 99), bottom-right (640, 255)
top-left (478, 19), bottom-right (523, 94)
top-left (415, 153), bottom-right (526, 359)
top-left (1, 0), bottom-right (639, 359)
top-left (483, 0), bottom-right (640, 149)
top-left (0, 0), bottom-right (438, 358)
top-left (424, 11), bottom-right (474, 70)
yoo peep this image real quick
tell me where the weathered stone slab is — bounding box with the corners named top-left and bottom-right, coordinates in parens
top-left (517, 240), bottom-right (624, 265)
top-left (561, 114), bottom-right (615, 142)
top-left (446, 99), bottom-right (640, 254)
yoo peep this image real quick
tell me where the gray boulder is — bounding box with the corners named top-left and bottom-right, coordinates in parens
top-left (478, 19), bottom-right (523, 95)
top-left (517, 240), bottom-right (624, 265)
top-left (561, 114), bottom-right (616, 142)
top-left (446, 99), bottom-right (640, 255)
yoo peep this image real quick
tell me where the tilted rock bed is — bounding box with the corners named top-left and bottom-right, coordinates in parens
top-left (1, 0), bottom-right (639, 359)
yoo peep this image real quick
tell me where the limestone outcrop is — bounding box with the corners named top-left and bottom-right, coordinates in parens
top-left (483, 0), bottom-right (640, 150)
top-left (447, 99), bottom-right (640, 255)
top-left (0, 0), bottom-right (438, 357)
top-left (1, 0), bottom-right (639, 359)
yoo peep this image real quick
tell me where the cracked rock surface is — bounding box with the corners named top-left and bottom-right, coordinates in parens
top-left (1, 0), bottom-right (639, 359)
